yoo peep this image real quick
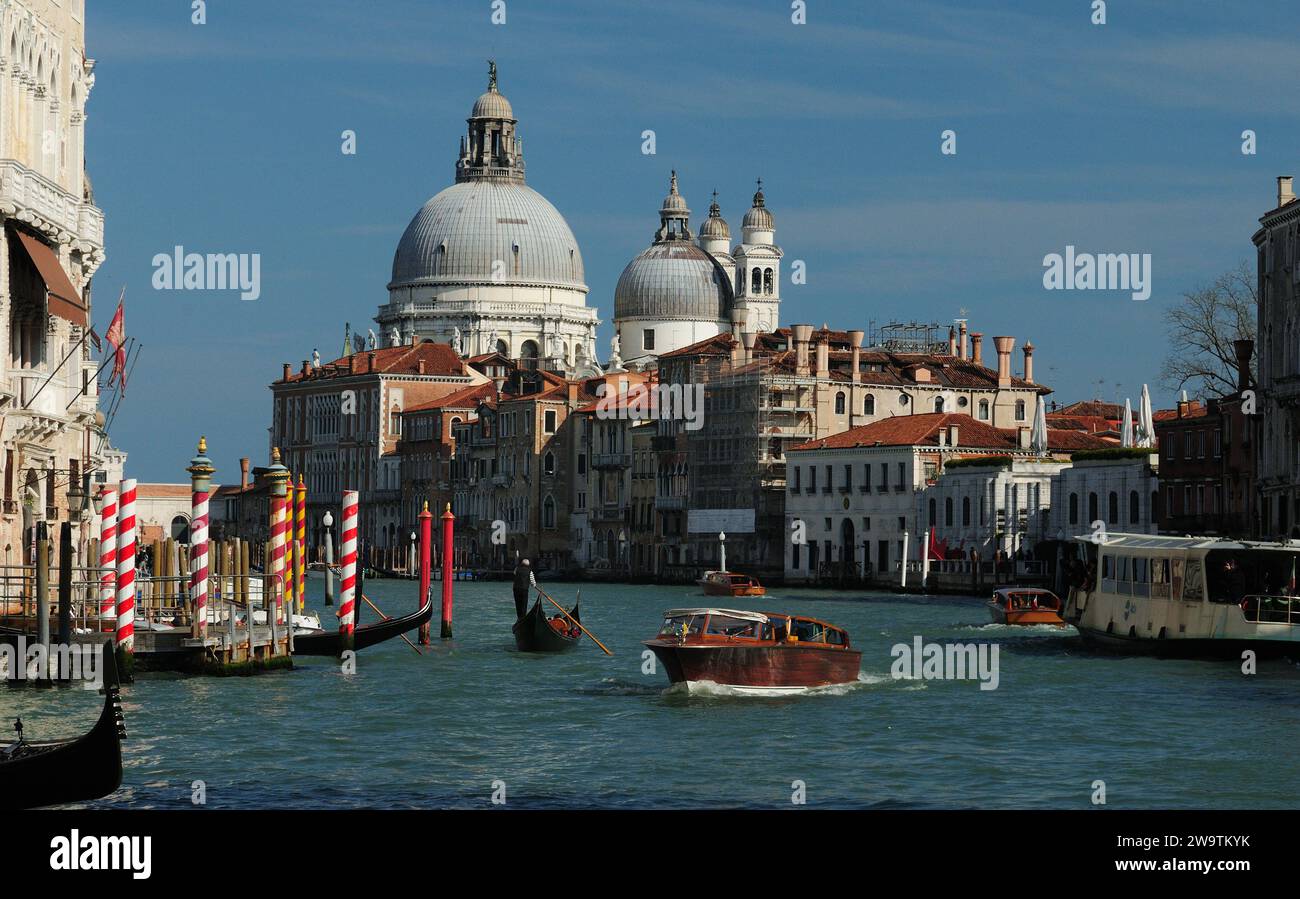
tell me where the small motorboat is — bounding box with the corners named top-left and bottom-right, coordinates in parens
top-left (513, 593), bottom-right (581, 653)
top-left (642, 608), bottom-right (861, 694)
top-left (986, 588), bottom-right (1065, 626)
top-left (0, 639), bottom-right (126, 809)
top-left (698, 571), bottom-right (766, 598)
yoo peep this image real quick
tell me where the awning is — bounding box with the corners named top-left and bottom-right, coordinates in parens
top-left (14, 230), bottom-right (87, 327)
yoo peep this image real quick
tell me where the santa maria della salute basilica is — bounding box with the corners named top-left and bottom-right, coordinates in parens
top-left (371, 62), bottom-right (781, 372)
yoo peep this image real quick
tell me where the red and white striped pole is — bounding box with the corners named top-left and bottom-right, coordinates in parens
top-left (116, 478), bottom-right (137, 654)
top-left (98, 486), bottom-right (117, 632)
top-left (339, 489), bottom-right (358, 650)
top-left (187, 437), bottom-right (215, 642)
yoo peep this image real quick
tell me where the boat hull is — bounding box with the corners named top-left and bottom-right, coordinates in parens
top-left (512, 597), bottom-right (580, 653)
top-left (986, 603), bottom-right (1065, 626)
top-left (643, 640), bottom-right (861, 692)
top-left (294, 590), bottom-right (433, 656)
top-left (701, 582), bottom-right (766, 598)
top-left (1074, 623), bottom-right (1300, 660)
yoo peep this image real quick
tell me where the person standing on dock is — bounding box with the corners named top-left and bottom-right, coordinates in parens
top-left (513, 559), bottom-right (536, 619)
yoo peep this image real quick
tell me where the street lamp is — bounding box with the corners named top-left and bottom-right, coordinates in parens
top-left (322, 511), bottom-right (334, 606)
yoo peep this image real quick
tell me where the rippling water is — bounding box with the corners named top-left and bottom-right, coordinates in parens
top-left (6, 574), bottom-right (1300, 809)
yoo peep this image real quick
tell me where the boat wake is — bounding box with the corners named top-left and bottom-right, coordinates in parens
top-left (664, 671), bottom-right (890, 699)
top-left (573, 677), bottom-right (664, 696)
top-left (961, 622), bottom-right (1077, 636)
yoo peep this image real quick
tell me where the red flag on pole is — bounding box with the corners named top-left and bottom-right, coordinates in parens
top-left (105, 290), bottom-right (126, 394)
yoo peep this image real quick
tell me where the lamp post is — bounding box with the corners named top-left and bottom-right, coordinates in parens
top-left (322, 511), bottom-right (334, 606)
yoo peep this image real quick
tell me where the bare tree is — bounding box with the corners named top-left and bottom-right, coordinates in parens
top-left (1160, 261), bottom-right (1256, 398)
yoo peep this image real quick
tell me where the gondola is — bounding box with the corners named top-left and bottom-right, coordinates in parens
top-left (293, 584), bottom-right (434, 656)
top-left (1, 639), bottom-right (126, 809)
top-left (512, 593), bottom-right (581, 653)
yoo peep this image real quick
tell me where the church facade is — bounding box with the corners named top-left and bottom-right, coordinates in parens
top-left (374, 64), bottom-right (599, 374)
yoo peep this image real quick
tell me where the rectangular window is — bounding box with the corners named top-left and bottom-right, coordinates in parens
top-left (642, 329), bottom-right (655, 351)
top-left (544, 410), bottom-right (557, 434)
top-left (843, 464), bottom-right (852, 491)
top-left (808, 466), bottom-right (817, 493)
top-left (896, 462), bottom-right (905, 490)
top-left (824, 464), bottom-right (832, 493)
top-left (793, 466), bottom-right (801, 491)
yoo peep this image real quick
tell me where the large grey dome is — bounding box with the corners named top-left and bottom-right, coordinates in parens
top-left (614, 242), bottom-right (731, 322)
top-left (389, 181), bottom-right (587, 292)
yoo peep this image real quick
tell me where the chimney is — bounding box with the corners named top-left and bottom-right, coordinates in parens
top-left (993, 336), bottom-right (1015, 388)
top-left (301, 360), bottom-right (310, 378)
top-left (240, 457), bottom-right (250, 490)
top-left (1022, 341), bottom-right (1034, 384)
top-left (1017, 427), bottom-right (1030, 449)
top-left (949, 424), bottom-right (960, 447)
top-left (1177, 399), bottom-right (1190, 418)
top-left (567, 381), bottom-right (579, 404)
top-left (417, 358), bottom-right (427, 375)
top-left (947, 326), bottom-right (957, 357)
top-left (815, 330), bottom-right (830, 378)
top-left (742, 330), bottom-right (757, 366)
top-left (367, 351), bottom-right (376, 373)
top-left (792, 324), bottom-right (813, 375)
top-left (937, 428), bottom-right (946, 448)
top-left (1233, 338), bottom-right (1254, 393)
top-left (958, 321), bottom-right (968, 360)
top-left (848, 329), bottom-right (864, 383)
top-left (1279, 176), bottom-right (1296, 207)
top-left (971, 332), bottom-right (984, 366)
top-left (282, 363), bottom-right (292, 382)
top-left (348, 355), bottom-right (357, 374)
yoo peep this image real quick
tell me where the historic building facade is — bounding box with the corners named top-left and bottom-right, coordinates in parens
top-left (0, 0), bottom-right (115, 557)
top-left (376, 63), bottom-right (599, 373)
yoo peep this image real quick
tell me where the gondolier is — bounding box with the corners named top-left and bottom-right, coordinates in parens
top-left (513, 559), bottom-right (536, 619)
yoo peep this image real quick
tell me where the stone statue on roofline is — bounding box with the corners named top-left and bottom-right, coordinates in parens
top-left (367, 328), bottom-right (377, 351)
top-left (451, 326), bottom-right (463, 357)
top-left (389, 327), bottom-right (401, 347)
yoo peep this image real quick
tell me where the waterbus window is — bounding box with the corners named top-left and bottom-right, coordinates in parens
top-left (1152, 559), bottom-right (1169, 584)
top-left (1102, 555), bottom-right (1114, 579)
top-left (1118, 556), bottom-right (1129, 582)
top-left (1183, 561), bottom-right (1204, 602)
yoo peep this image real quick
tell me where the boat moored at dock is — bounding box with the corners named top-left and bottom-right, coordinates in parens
top-left (643, 608), bottom-right (861, 694)
top-left (1064, 533), bottom-right (1300, 658)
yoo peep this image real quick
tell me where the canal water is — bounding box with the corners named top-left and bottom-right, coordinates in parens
top-left (6, 574), bottom-right (1300, 809)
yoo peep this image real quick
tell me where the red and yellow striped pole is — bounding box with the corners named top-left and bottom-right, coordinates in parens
top-left (339, 489), bottom-right (358, 650)
top-left (116, 478), bottom-right (137, 654)
top-left (187, 437), bottom-right (215, 641)
top-left (283, 473), bottom-right (295, 621)
top-left (295, 475), bottom-right (307, 613)
top-left (97, 486), bottom-right (117, 632)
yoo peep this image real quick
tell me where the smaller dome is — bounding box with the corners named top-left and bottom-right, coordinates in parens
top-left (743, 180), bottom-right (774, 231)
top-left (471, 87), bottom-right (513, 120)
top-left (661, 170), bottom-right (689, 215)
top-left (700, 191), bottom-right (730, 241)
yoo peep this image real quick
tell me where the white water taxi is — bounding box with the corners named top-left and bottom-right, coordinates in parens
top-left (1063, 533), bottom-right (1300, 657)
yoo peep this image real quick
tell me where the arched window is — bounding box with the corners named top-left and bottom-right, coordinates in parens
top-left (834, 391), bottom-right (846, 414)
top-left (944, 497), bottom-right (953, 527)
top-left (1088, 492), bottom-right (1098, 522)
top-left (1015, 400), bottom-right (1026, 421)
top-left (751, 267), bottom-right (761, 294)
top-left (962, 497), bottom-right (971, 526)
top-left (934, 396), bottom-right (945, 413)
top-left (763, 268), bottom-right (774, 294)
top-left (1108, 491), bottom-right (1119, 525)
top-left (1129, 490), bottom-right (1140, 524)
top-left (542, 495), bottom-right (556, 529)
top-left (544, 451), bottom-right (555, 476)
top-left (170, 515), bottom-right (190, 543)
top-left (1152, 490), bottom-right (1160, 520)
top-left (978, 399), bottom-right (989, 420)
top-left (863, 394), bottom-right (875, 415)
top-left (1068, 493), bottom-right (1079, 525)
top-left (928, 498), bottom-right (937, 527)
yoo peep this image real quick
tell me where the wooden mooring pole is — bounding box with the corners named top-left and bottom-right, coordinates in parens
top-left (440, 503), bottom-right (454, 639)
top-left (418, 501), bottom-right (432, 645)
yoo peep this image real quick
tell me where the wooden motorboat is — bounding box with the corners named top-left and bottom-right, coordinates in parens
top-left (512, 593), bottom-right (581, 653)
top-left (0, 639), bottom-right (126, 809)
top-left (643, 608), bottom-right (861, 694)
top-left (698, 571), bottom-right (766, 598)
top-left (986, 588), bottom-right (1065, 626)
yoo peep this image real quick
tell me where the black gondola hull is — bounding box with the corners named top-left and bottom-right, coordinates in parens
top-left (293, 589), bottom-right (434, 656)
top-left (512, 596), bottom-right (581, 653)
top-left (0, 639), bottom-right (125, 809)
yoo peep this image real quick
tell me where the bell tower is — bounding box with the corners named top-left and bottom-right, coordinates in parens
top-left (733, 179), bottom-right (782, 333)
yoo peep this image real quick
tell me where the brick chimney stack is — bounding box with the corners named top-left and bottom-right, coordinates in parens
top-left (792, 324), bottom-right (813, 376)
top-left (1233, 338), bottom-right (1254, 393)
top-left (993, 336), bottom-right (1015, 388)
top-left (947, 326), bottom-right (957, 357)
top-left (282, 363), bottom-right (291, 381)
top-left (815, 328), bottom-right (830, 378)
top-left (958, 321), bottom-right (968, 360)
top-left (240, 457), bottom-right (250, 490)
top-left (848, 329), bottom-right (864, 383)
top-left (1279, 175), bottom-right (1296, 207)
top-left (971, 332), bottom-right (984, 366)
top-left (1022, 341), bottom-right (1034, 384)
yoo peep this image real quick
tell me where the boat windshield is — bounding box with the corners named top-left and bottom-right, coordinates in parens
top-left (790, 619), bottom-right (825, 642)
top-left (658, 614), bottom-right (706, 637)
top-left (1205, 549), bottom-right (1300, 604)
top-left (705, 615), bottom-right (762, 637)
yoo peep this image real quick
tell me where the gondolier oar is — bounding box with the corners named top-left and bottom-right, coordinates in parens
top-left (360, 593), bottom-right (422, 656)
top-left (538, 588), bottom-right (612, 655)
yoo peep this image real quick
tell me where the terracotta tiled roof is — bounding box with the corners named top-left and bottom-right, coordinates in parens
top-left (280, 342), bottom-right (465, 382)
top-left (137, 483), bottom-right (197, 498)
top-left (403, 382), bottom-right (497, 414)
top-left (790, 412), bottom-right (1111, 453)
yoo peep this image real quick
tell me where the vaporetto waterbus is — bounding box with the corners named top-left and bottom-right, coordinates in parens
top-left (1063, 533), bottom-right (1300, 658)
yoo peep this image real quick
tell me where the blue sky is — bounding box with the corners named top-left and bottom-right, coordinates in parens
top-left (87, 0), bottom-right (1298, 481)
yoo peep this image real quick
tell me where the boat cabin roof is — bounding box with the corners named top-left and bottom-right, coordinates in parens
top-left (992, 587), bottom-right (1056, 598)
top-left (663, 608), bottom-right (768, 624)
top-left (1073, 533), bottom-right (1300, 553)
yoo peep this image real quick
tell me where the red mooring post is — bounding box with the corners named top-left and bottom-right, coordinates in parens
top-left (440, 503), bottom-right (455, 639)
top-left (418, 501), bottom-right (432, 645)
